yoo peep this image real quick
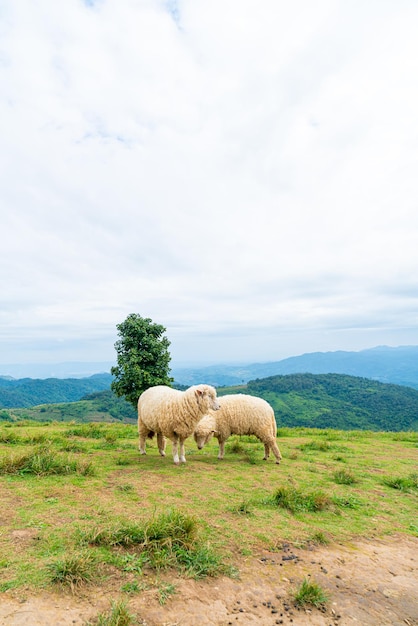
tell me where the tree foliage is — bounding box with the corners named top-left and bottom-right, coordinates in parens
top-left (110, 314), bottom-right (173, 408)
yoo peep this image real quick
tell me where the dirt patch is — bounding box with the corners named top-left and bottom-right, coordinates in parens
top-left (0, 534), bottom-right (417, 626)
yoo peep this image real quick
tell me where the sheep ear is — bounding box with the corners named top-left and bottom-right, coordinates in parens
top-left (195, 388), bottom-right (204, 398)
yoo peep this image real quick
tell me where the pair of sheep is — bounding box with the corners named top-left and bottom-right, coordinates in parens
top-left (137, 384), bottom-right (282, 465)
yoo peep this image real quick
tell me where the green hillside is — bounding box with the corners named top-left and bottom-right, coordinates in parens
top-left (1, 390), bottom-right (136, 424)
top-left (244, 373), bottom-right (418, 431)
top-left (0, 374), bottom-right (112, 408)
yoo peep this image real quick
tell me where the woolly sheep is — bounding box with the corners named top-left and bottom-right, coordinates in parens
top-left (194, 394), bottom-right (282, 464)
top-left (137, 384), bottom-right (220, 465)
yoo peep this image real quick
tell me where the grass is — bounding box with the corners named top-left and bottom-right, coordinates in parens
top-left (293, 577), bottom-right (329, 607)
top-left (0, 446), bottom-right (95, 476)
top-left (267, 486), bottom-right (332, 512)
top-left (0, 422), bottom-right (417, 595)
top-left (46, 551), bottom-right (97, 592)
top-left (332, 468), bottom-right (358, 484)
top-left (88, 600), bottom-right (138, 626)
top-left (382, 473), bottom-right (418, 492)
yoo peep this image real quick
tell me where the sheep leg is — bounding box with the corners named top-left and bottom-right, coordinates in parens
top-left (269, 438), bottom-right (282, 464)
top-left (217, 439), bottom-right (225, 460)
top-left (263, 442), bottom-right (270, 460)
top-left (157, 433), bottom-right (166, 457)
top-left (138, 422), bottom-right (147, 455)
top-left (179, 439), bottom-right (186, 463)
top-left (172, 435), bottom-right (180, 465)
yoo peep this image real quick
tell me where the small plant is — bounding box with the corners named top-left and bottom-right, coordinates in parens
top-left (229, 501), bottom-right (254, 516)
top-left (332, 494), bottom-right (362, 509)
top-left (332, 469), bottom-right (357, 485)
top-left (309, 531), bottom-right (331, 545)
top-left (243, 448), bottom-right (260, 465)
top-left (299, 440), bottom-right (331, 452)
top-left (293, 577), bottom-right (329, 608)
top-left (382, 473), bottom-right (418, 492)
top-left (104, 432), bottom-right (118, 444)
top-left (157, 582), bottom-right (176, 605)
top-left (115, 457), bottom-right (135, 466)
top-left (269, 486), bottom-right (331, 513)
top-left (0, 431), bottom-right (20, 444)
top-left (226, 440), bottom-right (246, 454)
top-left (121, 580), bottom-right (148, 594)
top-left (174, 543), bottom-right (229, 579)
top-left (89, 600), bottom-right (137, 626)
top-left (46, 551), bottom-right (97, 592)
top-left (116, 484), bottom-right (135, 493)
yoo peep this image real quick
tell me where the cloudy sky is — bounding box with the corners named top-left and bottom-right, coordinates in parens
top-left (1, 0), bottom-right (418, 375)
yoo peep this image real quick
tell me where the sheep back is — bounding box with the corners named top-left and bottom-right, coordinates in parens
top-left (212, 394), bottom-right (277, 441)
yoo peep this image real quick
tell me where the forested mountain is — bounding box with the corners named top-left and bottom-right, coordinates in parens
top-left (171, 345), bottom-right (418, 389)
top-left (244, 373), bottom-right (418, 431)
top-left (0, 373), bottom-right (112, 408)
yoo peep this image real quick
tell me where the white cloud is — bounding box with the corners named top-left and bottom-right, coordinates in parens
top-left (1, 0), bottom-right (418, 371)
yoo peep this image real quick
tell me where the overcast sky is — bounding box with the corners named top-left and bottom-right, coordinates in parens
top-left (1, 0), bottom-right (418, 374)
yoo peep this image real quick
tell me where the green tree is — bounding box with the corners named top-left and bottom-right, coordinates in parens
top-left (110, 314), bottom-right (173, 408)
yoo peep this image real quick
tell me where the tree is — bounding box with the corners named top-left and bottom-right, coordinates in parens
top-left (110, 314), bottom-right (173, 408)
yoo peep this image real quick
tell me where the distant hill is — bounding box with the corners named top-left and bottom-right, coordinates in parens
top-left (0, 373), bottom-right (112, 408)
top-left (2, 373), bottom-right (417, 432)
top-left (244, 373), bottom-right (418, 431)
top-left (171, 345), bottom-right (418, 389)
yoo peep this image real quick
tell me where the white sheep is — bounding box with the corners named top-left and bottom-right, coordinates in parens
top-left (194, 394), bottom-right (282, 464)
top-left (137, 384), bottom-right (220, 465)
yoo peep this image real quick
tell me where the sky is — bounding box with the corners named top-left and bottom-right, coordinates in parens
top-left (1, 0), bottom-right (418, 376)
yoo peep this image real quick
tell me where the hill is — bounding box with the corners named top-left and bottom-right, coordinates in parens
top-left (171, 345), bottom-right (418, 389)
top-left (2, 373), bottom-right (417, 432)
top-left (244, 373), bottom-right (418, 431)
top-left (0, 373), bottom-right (112, 408)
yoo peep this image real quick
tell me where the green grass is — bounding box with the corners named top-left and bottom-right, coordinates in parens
top-left (332, 468), bottom-right (358, 484)
top-left (293, 577), bottom-right (329, 607)
top-left (267, 486), bottom-right (332, 512)
top-left (0, 422), bottom-right (417, 595)
top-left (87, 600), bottom-right (138, 626)
top-left (382, 473), bottom-right (418, 492)
top-left (0, 446), bottom-right (95, 476)
top-left (46, 551), bottom-right (98, 591)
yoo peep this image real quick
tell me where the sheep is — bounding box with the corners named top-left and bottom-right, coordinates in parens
top-left (137, 384), bottom-right (220, 465)
top-left (193, 394), bottom-right (282, 464)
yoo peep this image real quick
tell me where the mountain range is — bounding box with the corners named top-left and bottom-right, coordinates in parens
top-left (171, 345), bottom-right (418, 389)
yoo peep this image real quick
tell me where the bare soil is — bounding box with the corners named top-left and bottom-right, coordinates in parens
top-left (1, 534), bottom-right (417, 626)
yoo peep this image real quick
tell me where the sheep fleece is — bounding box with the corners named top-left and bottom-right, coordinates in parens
top-left (138, 384), bottom-right (218, 440)
top-left (195, 393), bottom-right (282, 463)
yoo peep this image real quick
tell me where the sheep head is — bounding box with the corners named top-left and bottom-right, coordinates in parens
top-left (194, 414), bottom-right (217, 449)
